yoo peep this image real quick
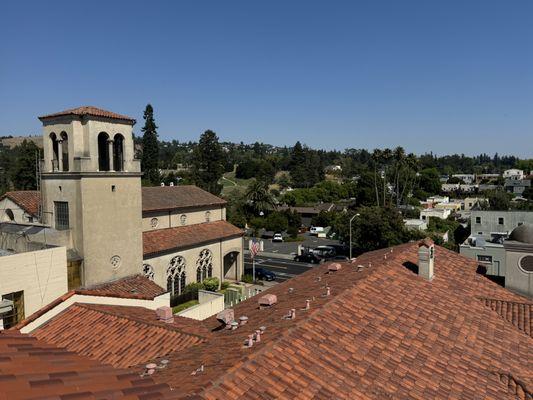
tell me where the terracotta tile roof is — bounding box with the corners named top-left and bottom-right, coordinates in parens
top-left (480, 297), bottom-right (533, 338)
top-left (31, 303), bottom-right (206, 369)
top-left (13, 275), bottom-right (166, 330)
top-left (144, 243), bottom-right (532, 400)
top-left (142, 186), bottom-right (226, 213)
top-left (0, 190), bottom-right (40, 216)
top-left (143, 220), bottom-right (243, 256)
top-left (76, 274), bottom-right (167, 300)
top-left (0, 330), bottom-right (178, 400)
top-left (38, 105), bottom-right (135, 124)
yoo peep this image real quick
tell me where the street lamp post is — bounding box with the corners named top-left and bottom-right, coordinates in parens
top-left (349, 213), bottom-right (360, 260)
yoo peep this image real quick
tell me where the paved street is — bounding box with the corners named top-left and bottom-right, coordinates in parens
top-left (246, 233), bottom-right (340, 256)
top-left (243, 254), bottom-right (318, 283)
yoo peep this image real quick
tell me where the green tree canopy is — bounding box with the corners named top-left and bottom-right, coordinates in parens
top-left (10, 140), bottom-right (41, 190)
top-left (192, 130), bottom-right (225, 195)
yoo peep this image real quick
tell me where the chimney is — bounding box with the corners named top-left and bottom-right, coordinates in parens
top-left (418, 239), bottom-right (435, 280)
top-left (156, 306), bottom-right (174, 323)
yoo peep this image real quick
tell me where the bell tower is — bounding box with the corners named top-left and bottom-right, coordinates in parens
top-left (39, 106), bottom-right (143, 286)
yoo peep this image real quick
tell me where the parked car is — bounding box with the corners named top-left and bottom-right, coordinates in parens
top-left (244, 267), bottom-right (276, 281)
top-left (309, 226), bottom-right (325, 235)
top-left (272, 233), bottom-right (283, 242)
top-left (294, 252), bottom-right (321, 264)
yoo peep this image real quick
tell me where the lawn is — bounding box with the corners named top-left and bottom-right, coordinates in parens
top-left (172, 300), bottom-right (199, 314)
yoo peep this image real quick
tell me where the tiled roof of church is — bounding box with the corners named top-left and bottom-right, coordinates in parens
top-left (31, 303), bottom-right (207, 368)
top-left (143, 220), bottom-right (243, 256)
top-left (38, 106), bottom-right (135, 123)
top-left (13, 275), bottom-right (167, 330)
top-left (0, 190), bottom-right (40, 216)
top-left (142, 185), bottom-right (227, 212)
top-left (140, 242), bottom-right (532, 400)
top-left (0, 330), bottom-right (179, 400)
top-left (479, 297), bottom-right (533, 338)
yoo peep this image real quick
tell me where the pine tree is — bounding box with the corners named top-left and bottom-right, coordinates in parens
top-left (10, 140), bottom-right (40, 190)
top-left (140, 104), bottom-right (160, 185)
top-left (192, 130), bottom-right (225, 194)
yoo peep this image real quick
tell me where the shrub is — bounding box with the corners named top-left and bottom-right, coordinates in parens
top-left (202, 277), bottom-right (220, 292)
top-left (182, 282), bottom-right (204, 296)
top-left (241, 274), bottom-right (254, 284)
top-left (221, 281), bottom-right (231, 290)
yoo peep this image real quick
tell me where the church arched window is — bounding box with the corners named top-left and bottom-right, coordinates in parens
top-left (98, 132), bottom-right (110, 171)
top-left (166, 256), bottom-right (186, 296)
top-left (113, 134), bottom-right (125, 171)
top-left (196, 249), bottom-right (213, 282)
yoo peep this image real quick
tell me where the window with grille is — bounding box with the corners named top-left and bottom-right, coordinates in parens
top-left (54, 201), bottom-right (69, 230)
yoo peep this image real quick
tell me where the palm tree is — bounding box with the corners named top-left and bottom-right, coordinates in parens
top-left (371, 149), bottom-right (382, 207)
top-left (245, 180), bottom-right (276, 216)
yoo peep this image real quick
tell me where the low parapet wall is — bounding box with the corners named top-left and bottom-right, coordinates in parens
top-left (176, 290), bottom-right (224, 320)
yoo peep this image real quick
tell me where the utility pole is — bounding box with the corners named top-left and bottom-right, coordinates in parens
top-left (349, 213), bottom-right (360, 260)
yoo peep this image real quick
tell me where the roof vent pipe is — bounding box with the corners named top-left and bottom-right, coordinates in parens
top-left (161, 182), bottom-right (165, 186)
top-left (255, 330), bottom-right (261, 342)
top-left (326, 286), bottom-right (331, 296)
top-left (418, 239), bottom-right (435, 280)
top-left (169, 182), bottom-right (174, 186)
top-left (247, 334), bottom-right (254, 347)
top-left (305, 299), bottom-right (310, 310)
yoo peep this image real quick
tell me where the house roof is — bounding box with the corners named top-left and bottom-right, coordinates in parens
top-left (76, 274), bottom-right (167, 299)
top-left (143, 220), bottom-right (243, 257)
top-left (31, 303), bottom-right (207, 368)
top-left (13, 275), bottom-right (166, 330)
top-left (0, 190), bottom-right (40, 216)
top-left (0, 330), bottom-right (178, 400)
top-left (142, 242), bottom-right (532, 399)
top-left (142, 185), bottom-right (227, 213)
top-left (1, 186), bottom-right (227, 221)
top-left (38, 106), bottom-right (135, 124)
top-left (479, 297), bottom-right (532, 338)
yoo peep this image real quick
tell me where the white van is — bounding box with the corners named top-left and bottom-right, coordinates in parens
top-left (309, 226), bottom-right (325, 235)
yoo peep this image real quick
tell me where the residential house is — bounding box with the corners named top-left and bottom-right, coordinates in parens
top-left (452, 173), bottom-right (475, 184)
top-left (420, 208), bottom-right (451, 221)
top-left (403, 218), bottom-right (427, 231)
top-left (503, 169), bottom-right (525, 181)
top-left (504, 178), bottom-right (531, 195)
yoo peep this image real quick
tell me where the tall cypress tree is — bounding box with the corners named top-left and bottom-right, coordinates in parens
top-left (140, 104), bottom-right (160, 185)
top-left (192, 130), bottom-right (225, 195)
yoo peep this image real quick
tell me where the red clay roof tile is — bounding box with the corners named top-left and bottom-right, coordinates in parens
top-left (38, 106), bottom-right (135, 124)
top-left (143, 243), bottom-right (532, 400)
top-left (31, 303), bottom-right (206, 368)
top-left (143, 220), bottom-right (243, 256)
top-left (142, 186), bottom-right (226, 212)
top-left (0, 190), bottom-right (40, 216)
top-left (0, 330), bottom-right (179, 400)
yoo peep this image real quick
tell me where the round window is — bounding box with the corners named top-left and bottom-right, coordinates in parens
top-left (150, 218), bottom-right (159, 228)
top-left (110, 255), bottom-right (122, 270)
top-left (180, 214), bottom-right (187, 225)
top-left (519, 255), bottom-right (533, 273)
top-left (205, 211), bottom-right (211, 222)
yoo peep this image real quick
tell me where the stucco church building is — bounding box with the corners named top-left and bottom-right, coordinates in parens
top-left (0, 106), bottom-right (244, 300)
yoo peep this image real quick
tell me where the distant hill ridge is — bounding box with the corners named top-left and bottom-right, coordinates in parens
top-left (0, 136), bottom-right (43, 148)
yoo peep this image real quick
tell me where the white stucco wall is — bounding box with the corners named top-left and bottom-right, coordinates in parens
top-left (0, 197), bottom-right (37, 224)
top-left (0, 246), bottom-right (68, 320)
top-left (142, 206), bottom-right (225, 232)
top-left (143, 236), bottom-right (244, 290)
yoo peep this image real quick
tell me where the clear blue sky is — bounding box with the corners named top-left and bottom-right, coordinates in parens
top-left (1, 1), bottom-right (532, 157)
